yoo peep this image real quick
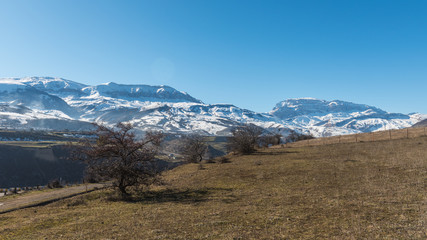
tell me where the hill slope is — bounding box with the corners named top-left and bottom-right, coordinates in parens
top-left (413, 119), bottom-right (427, 127)
top-left (1, 136), bottom-right (426, 239)
top-left (0, 145), bottom-right (85, 188)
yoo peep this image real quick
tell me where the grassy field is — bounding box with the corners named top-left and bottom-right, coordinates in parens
top-left (0, 136), bottom-right (426, 239)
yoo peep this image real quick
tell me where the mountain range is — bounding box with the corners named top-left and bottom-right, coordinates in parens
top-left (0, 77), bottom-right (425, 137)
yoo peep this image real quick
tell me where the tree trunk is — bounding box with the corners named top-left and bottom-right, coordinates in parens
top-left (118, 177), bottom-right (129, 197)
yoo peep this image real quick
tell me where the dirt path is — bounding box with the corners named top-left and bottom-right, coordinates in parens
top-left (0, 183), bottom-right (106, 213)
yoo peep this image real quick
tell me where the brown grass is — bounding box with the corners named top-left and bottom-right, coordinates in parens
top-left (0, 137), bottom-right (426, 239)
top-left (0, 184), bottom-right (105, 214)
top-left (284, 127), bottom-right (427, 148)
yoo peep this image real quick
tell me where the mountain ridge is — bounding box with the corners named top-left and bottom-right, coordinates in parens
top-left (0, 77), bottom-right (425, 137)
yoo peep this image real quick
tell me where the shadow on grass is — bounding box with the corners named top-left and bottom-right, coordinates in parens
top-left (252, 151), bottom-right (290, 156)
top-left (110, 187), bottom-right (235, 204)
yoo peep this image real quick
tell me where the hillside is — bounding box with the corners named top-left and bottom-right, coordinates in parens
top-left (413, 119), bottom-right (427, 127)
top-left (1, 136), bottom-right (426, 239)
top-left (0, 131), bottom-right (93, 188)
top-left (0, 144), bottom-right (85, 188)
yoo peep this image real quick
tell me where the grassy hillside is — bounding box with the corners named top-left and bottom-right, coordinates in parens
top-left (1, 136), bottom-right (426, 239)
top-left (284, 126), bottom-right (427, 148)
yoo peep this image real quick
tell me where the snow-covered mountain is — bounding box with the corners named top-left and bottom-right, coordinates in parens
top-left (271, 98), bottom-right (424, 137)
top-left (0, 77), bottom-right (424, 137)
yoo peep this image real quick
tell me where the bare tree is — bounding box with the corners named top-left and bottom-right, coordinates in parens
top-left (179, 134), bottom-right (208, 165)
top-left (73, 123), bottom-right (163, 197)
top-left (228, 124), bottom-right (263, 154)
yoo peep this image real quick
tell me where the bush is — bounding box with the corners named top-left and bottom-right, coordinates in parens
top-left (285, 130), bottom-right (314, 143)
top-left (228, 124), bottom-right (263, 154)
top-left (259, 133), bottom-right (282, 147)
top-left (48, 179), bottom-right (63, 189)
top-left (218, 156), bottom-right (230, 163)
top-left (179, 134), bottom-right (208, 164)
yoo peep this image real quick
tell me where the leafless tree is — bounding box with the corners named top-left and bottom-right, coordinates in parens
top-left (179, 134), bottom-right (208, 165)
top-left (228, 124), bottom-right (263, 154)
top-left (73, 123), bottom-right (163, 197)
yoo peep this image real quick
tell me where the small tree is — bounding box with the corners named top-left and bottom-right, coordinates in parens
top-left (74, 123), bottom-right (163, 197)
top-left (228, 124), bottom-right (263, 154)
top-left (179, 134), bottom-right (208, 165)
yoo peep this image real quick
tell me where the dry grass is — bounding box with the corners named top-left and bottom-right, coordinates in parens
top-left (0, 184), bottom-right (105, 214)
top-left (0, 137), bottom-right (426, 239)
top-left (285, 127), bottom-right (427, 148)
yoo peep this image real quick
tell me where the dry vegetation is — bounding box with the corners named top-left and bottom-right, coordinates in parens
top-left (0, 136), bottom-right (426, 239)
top-left (285, 127), bottom-right (427, 148)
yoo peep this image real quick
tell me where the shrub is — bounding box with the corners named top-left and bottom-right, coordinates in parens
top-left (259, 133), bottom-right (282, 147)
top-left (218, 156), bottom-right (230, 163)
top-left (228, 124), bottom-right (263, 154)
top-left (48, 179), bottom-right (63, 189)
top-left (179, 134), bottom-right (208, 164)
top-left (285, 130), bottom-right (314, 143)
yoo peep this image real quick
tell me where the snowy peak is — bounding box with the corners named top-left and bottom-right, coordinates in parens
top-left (0, 77), bottom-right (87, 91)
top-left (268, 98), bottom-right (418, 137)
top-left (0, 77), bottom-right (89, 100)
top-left (0, 77), bottom-right (202, 103)
top-left (19, 77), bottom-right (88, 91)
top-left (84, 82), bottom-right (202, 103)
top-left (271, 98), bottom-right (386, 119)
top-left (0, 79), bottom-right (27, 93)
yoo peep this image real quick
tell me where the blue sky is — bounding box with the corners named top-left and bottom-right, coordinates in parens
top-left (1, 0), bottom-right (426, 114)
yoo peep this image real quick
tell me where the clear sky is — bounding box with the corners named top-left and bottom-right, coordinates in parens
top-left (1, 0), bottom-right (426, 114)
